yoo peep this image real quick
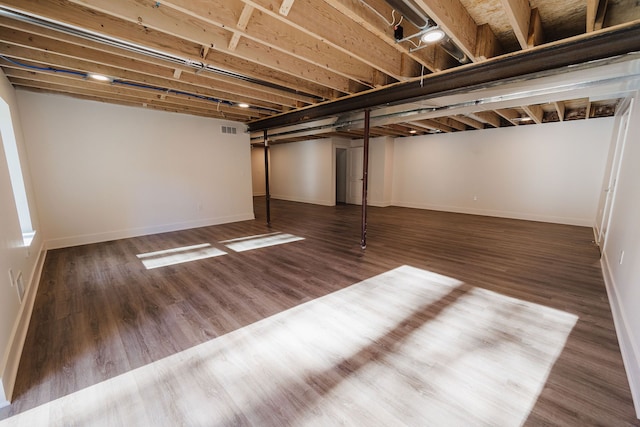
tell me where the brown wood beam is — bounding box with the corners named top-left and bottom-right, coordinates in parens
top-left (522, 104), bottom-right (544, 124)
top-left (454, 115), bottom-right (485, 130)
top-left (470, 111), bottom-right (502, 128)
top-left (248, 21), bottom-right (640, 132)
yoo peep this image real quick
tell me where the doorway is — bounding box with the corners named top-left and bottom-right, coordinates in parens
top-left (598, 99), bottom-right (633, 249)
top-left (335, 148), bottom-right (347, 204)
top-left (347, 146), bottom-right (363, 205)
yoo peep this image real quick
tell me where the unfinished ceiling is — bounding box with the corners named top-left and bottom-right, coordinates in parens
top-left (0, 0), bottom-right (639, 142)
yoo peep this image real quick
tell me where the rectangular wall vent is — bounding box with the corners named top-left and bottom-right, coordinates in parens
top-left (221, 126), bottom-right (237, 135)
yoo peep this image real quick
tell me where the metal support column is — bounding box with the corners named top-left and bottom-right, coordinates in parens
top-left (264, 130), bottom-right (271, 226)
top-left (360, 109), bottom-right (370, 249)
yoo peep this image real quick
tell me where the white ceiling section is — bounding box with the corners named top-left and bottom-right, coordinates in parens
top-left (0, 0), bottom-right (638, 141)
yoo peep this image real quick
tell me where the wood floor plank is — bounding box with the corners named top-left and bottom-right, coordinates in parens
top-left (1, 198), bottom-right (638, 425)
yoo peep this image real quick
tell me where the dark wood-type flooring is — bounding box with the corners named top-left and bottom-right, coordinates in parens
top-left (1, 198), bottom-right (638, 425)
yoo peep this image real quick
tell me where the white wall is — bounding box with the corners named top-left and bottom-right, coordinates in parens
top-left (270, 139), bottom-right (334, 206)
top-left (251, 146), bottom-right (266, 196)
top-left (0, 74), bottom-right (44, 406)
top-left (370, 137), bottom-right (394, 207)
top-left (348, 137), bottom-right (394, 207)
top-left (392, 119), bottom-right (614, 226)
top-left (16, 91), bottom-right (254, 249)
top-left (600, 94), bottom-right (640, 417)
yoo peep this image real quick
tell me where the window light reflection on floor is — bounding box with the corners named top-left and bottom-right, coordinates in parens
top-left (220, 232), bottom-right (304, 252)
top-left (2, 265), bottom-right (579, 425)
top-left (136, 243), bottom-right (227, 269)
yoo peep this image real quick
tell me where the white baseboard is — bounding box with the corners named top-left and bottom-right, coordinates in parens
top-left (390, 201), bottom-right (592, 226)
top-left (1, 244), bottom-right (47, 405)
top-left (45, 213), bottom-right (256, 249)
top-left (601, 252), bottom-right (640, 419)
top-left (271, 195), bottom-right (333, 207)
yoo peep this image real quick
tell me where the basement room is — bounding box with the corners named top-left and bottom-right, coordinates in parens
top-left (0, 0), bottom-right (639, 425)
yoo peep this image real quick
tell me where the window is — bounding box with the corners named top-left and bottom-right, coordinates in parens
top-left (1, 98), bottom-right (35, 246)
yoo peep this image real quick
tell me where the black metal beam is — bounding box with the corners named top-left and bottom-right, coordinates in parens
top-left (248, 21), bottom-right (640, 132)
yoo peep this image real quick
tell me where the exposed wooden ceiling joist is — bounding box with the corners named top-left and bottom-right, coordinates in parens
top-left (0, 0), bottom-right (636, 141)
top-left (248, 21), bottom-right (640, 131)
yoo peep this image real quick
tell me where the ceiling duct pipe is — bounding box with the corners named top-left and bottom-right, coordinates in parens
top-left (440, 38), bottom-right (470, 64)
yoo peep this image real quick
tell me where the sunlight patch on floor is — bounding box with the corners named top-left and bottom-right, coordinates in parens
top-left (220, 232), bottom-right (304, 252)
top-left (136, 243), bottom-right (227, 269)
top-left (1, 266), bottom-right (577, 425)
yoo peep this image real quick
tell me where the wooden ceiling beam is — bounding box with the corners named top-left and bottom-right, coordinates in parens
top-left (527, 8), bottom-right (544, 48)
top-left (553, 101), bottom-right (566, 121)
top-left (587, 0), bottom-right (609, 32)
top-left (476, 24), bottom-right (502, 60)
top-left (411, 0), bottom-right (500, 62)
top-left (229, 5), bottom-right (253, 51)
top-left (242, 0), bottom-right (421, 79)
top-left (0, 44), bottom-right (285, 112)
top-left (3, 68), bottom-right (265, 118)
top-left (522, 104), bottom-right (544, 124)
top-left (278, 0), bottom-right (295, 16)
top-left (432, 117), bottom-right (466, 131)
top-left (471, 111), bottom-right (502, 128)
top-left (0, 17), bottom-right (312, 107)
top-left (1, 0), bottom-right (336, 99)
top-left (320, 0), bottom-right (439, 74)
top-left (250, 17), bottom-right (640, 132)
top-left (454, 115), bottom-right (485, 130)
top-left (412, 119), bottom-right (453, 133)
top-left (495, 108), bottom-right (521, 125)
top-left (68, 0), bottom-right (366, 92)
top-left (16, 85), bottom-right (236, 120)
top-left (500, 0), bottom-right (531, 50)
top-left (9, 78), bottom-right (249, 120)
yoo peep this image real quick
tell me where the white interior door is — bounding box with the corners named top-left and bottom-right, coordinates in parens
top-left (598, 103), bottom-right (632, 247)
top-left (347, 147), bottom-right (363, 205)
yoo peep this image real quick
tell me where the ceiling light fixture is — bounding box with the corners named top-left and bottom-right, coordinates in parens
top-left (238, 103), bottom-right (250, 108)
top-left (409, 130), bottom-right (417, 134)
top-left (87, 73), bottom-right (111, 82)
top-left (421, 27), bottom-right (446, 44)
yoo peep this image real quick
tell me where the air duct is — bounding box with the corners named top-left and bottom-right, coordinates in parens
top-left (440, 38), bottom-right (470, 64)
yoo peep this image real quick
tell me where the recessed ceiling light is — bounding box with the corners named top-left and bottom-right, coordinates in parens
top-left (421, 27), bottom-right (446, 44)
top-left (238, 103), bottom-right (250, 108)
top-left (88, 73), bottom-right (111, 82)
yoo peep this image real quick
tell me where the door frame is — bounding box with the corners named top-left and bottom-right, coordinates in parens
top-left (598, 98), bottom-right (633, 249)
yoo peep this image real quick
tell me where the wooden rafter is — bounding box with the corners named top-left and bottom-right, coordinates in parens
top-left (0, 0), bottom-right (629, 133)
top-left (500, 0), bottom-right (531, 50)
top-left (411, 0), bottom-right (500, 62)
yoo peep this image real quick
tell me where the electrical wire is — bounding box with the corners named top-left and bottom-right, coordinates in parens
top-left (0, 55), bottom-right (86, 77)
top-left (359, 0), bottom-right (395, 26)
top-left (0, 54), bottom-right (280, 113)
